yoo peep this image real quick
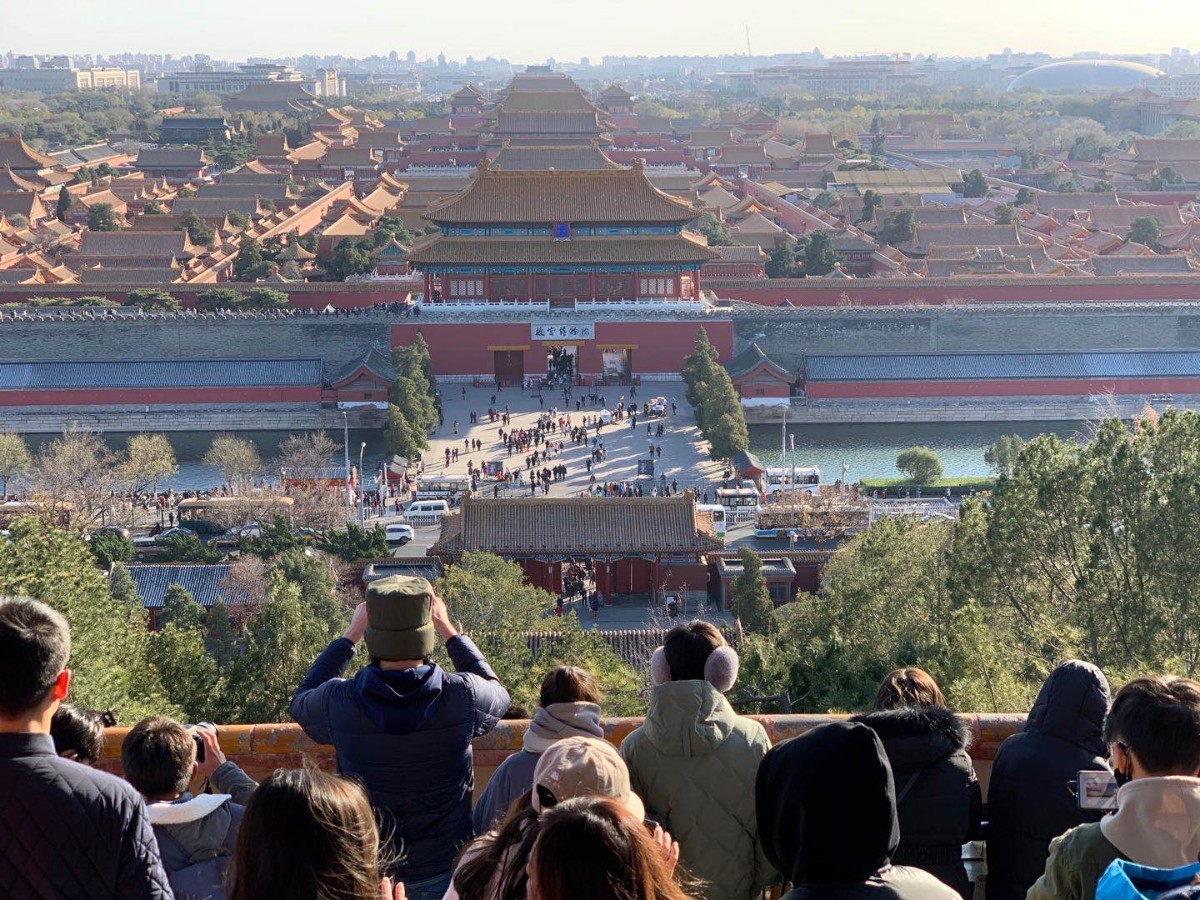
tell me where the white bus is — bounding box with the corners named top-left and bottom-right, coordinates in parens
top-left (764, 466), bottom-right (822, 496)
top-left (697, 503), bottom-right (727, 538)
top-left (715, 487), bottom-right (760, 522)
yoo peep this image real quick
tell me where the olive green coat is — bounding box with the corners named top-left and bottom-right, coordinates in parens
top-left (619, 681), bottom-right (775, 900)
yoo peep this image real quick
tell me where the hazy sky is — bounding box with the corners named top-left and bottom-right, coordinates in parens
top-left (3, 0), bottom-right (1198, 62)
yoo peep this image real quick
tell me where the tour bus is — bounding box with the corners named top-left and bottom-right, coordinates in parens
top-left (715, 487), bottom-right (761, 522)
top-left (697, 503), bottom-right (727, 538)
top-left (413, 479), bottom-right (470, 504)
top-left (764, 466), bottom-right (822, 496)
top-left (176, 496), bottom-right (295, 537)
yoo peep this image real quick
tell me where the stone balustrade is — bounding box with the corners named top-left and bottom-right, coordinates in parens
top-left (98, 714), bottom-right (1025, 796)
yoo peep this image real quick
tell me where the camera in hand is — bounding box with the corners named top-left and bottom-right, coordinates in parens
top-left (186, 722), bottom-right (217, 765)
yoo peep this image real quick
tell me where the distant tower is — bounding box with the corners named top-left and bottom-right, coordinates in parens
top-left (389, 50), bottom-right (398, 61)
top-left (437, 51), bottom-right (446, 68)
top-left (407, 49), bottom-right (416, 64)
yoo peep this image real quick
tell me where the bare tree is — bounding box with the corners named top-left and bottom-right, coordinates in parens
top-left (121, 433), bottom-right (178, 526)
top-left (0, 433), bottom-right (32, 498)
top-left (203, 434), bottom-right (261, 496)
top-left (277, 432), bottom-right (346, 530)
top-left (31, 429), bottom-right (122, 528)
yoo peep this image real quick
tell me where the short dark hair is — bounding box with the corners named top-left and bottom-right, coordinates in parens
top-left (0, 597), bottom-right (71, 717)
top-left (1103, 676), bottom-right (1200, 775)
top-left (50, 704), bottom-right (108, 764)
top-left (121, 716), bottom-right (196, 798)
top-left (663, 621), bottom-right (723, 682)
top-left (539, 666), bottom-right (602, 708)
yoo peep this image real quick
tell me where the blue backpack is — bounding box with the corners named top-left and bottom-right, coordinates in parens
top-left (1096, 859), bottom-right (1200, 900)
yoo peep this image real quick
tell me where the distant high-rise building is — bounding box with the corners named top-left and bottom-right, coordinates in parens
top-left (437, 51), bottom-right (446, 68)
top-left (407, 50), bottom-right (416, 64)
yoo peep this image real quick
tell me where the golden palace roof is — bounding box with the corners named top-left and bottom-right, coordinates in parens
top-left (423, 162), bottom-right (700, 226)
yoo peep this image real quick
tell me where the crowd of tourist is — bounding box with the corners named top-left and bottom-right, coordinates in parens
top-left (4, 579), bottom-right (1200, 900)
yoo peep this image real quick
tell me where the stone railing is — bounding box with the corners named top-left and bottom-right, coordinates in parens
top-left (99, 714), bottom-right (1024, 796)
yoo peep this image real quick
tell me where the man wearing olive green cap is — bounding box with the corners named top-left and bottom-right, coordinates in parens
top-left (290, 575), bottom-right (510, 900)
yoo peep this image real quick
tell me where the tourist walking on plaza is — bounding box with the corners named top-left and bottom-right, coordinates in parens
top-left (473, 666), bottom-right (606, 833)
top-left (851, 669), bottom-right (981, 898)
top-left (0, 598), bottom-right (173, 897)
top-left (986, 661), bottom-right (1112, 900)
top-left (620, 621), bottom-right (774, 900)
top-left (290, 576), bottom-right (510, 899)
top-left (756, 721), bottom-right (960, 900)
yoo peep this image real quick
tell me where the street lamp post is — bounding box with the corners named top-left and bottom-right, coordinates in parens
top-left (341, 410), bottom-right (352, 523)
top-left (359, 442), bottom-right (367, 525)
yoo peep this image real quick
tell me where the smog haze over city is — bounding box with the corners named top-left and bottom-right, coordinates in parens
top-left (3, 0), bottom-right (1198, 59)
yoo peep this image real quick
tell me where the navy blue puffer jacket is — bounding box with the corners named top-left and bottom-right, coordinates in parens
top-left (0, 732), bottom-right (174, 899)
top-left (289, 635), bottom-right (510, 880)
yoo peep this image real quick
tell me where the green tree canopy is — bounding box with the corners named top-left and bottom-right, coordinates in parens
top-left (126, 289), bottom-right (180, 311)
top-left (896, 446), bottom-right (944, 484)
top-left (86, 202), bottom-right (121, 232)
top-left (801, 230), bottom-right (839, 276)
top-left (876, 209), bottom-right (916, 246)
top-left (984, 434), bottom-right (1025, 477)
top-left (0, 518), bottom-right (174, 720)
top-left (961, 169), bottom-right (988, 198)
top-left (1129, 216), bottom-right (1162, 249)
top-left (730, 548), bottom-right (774, 634)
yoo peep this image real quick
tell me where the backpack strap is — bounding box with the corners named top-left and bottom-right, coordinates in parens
top-left (895, 766), bottom-right (927, 806)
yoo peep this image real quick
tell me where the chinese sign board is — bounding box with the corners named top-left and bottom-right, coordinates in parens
top-left (531, 322), bottom-right (596, 340)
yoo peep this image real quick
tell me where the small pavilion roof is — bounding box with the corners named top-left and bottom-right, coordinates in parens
top-left (726, 342), bottom-right (793, 381)
top-left (431, 493), bottom-right (722, 557)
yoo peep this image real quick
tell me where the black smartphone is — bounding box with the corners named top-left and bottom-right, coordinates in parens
top-left (1077, 771), bottom-right (1118, 810)
top-left (193, 733), bottom-right (205, 764)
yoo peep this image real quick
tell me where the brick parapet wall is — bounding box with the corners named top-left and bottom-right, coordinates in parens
top-left (98, 715), bottom-right (1025, 795)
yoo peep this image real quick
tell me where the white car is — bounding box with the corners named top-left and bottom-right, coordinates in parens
top-left (385, 523), bottom-right (415, 545)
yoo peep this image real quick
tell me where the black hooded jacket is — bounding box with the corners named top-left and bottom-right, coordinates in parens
top-left (852, 706), bottom-right (982, 898)
top-left (756, 720), bottom-right (961, 900)
top-left (985, 660), bottom-right (1111, 900)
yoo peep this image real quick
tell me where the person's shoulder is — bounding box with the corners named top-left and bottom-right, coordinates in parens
top-left (883, 865), bottom-right (963, 898)
top-left (39, 756), bottom-right (144, 812)
top-left (1049, 821), bottom-right (1108, 859)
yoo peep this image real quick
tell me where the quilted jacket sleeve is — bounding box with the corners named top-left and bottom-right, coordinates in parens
top-left (289, 636), bottom-right (355, 744)
top-left (117, 793), bottom-right (175, 899)
top-left (447, 634), bottom-right (511, 736)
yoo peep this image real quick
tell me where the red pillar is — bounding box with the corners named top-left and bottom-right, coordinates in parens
top-left (652, 554), bottom-right (661, 606)
top-left (630, 273), bottom-right (638, 302)
top-left (484, 273), bottom-right (492, 302)
top-left (588, 272), bottom-right (596, 300)
top-left (602, 555), bottom-right (613, 605)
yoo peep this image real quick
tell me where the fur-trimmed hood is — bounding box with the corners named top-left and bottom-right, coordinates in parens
top-left (851, 705), bottom-right (971, 771)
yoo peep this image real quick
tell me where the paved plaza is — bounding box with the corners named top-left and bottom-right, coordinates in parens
top-left (423, 379), bottom-right (729, 500)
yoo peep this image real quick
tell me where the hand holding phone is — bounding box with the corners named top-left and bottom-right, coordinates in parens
top-left (1077, 771), bottom-right (1119, 810)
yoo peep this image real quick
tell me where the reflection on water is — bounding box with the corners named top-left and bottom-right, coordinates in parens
top-left (748, 421), bottom-right (1090, 481)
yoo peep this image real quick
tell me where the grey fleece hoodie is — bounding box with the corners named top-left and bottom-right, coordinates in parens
top-left (145, 761), bottom-right (256, 900)
top-left (471, 701), bottom-right (603, 833)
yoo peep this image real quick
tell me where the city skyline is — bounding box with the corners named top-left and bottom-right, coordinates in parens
top-left (3, 0), bottom-right (1197, 65)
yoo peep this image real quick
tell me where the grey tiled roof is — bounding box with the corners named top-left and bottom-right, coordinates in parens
top-left (805, 350), bottom-right (1200, 382)
top-left (122, 564), bottom-right (248, 609)
top-left (0, 357), bottom-right (323, 389)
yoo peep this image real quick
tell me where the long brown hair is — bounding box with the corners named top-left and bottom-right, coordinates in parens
top-left (227, 767), bottom-right (385, 900)
top-left (529, 796), bottom-right (694, 900)
top-left (452, 790), bottom-right (539, 900)
top-left (872, 667), bottom-right (947, 711)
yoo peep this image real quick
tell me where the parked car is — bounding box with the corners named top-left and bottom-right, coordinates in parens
top-left (385, 523), bottom-right (415, 545)
top-left (89, 525), bottom-right (131, 540)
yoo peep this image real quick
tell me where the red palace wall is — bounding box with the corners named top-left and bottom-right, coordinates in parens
top-left (391, 320), bottom-right (735, 378)
top-left (707, 277), bottom-right (1200, 307)
top-left (0, 386), bottom-right (321, 407)
top-left (807, 377), bottom-right (1200, 399)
